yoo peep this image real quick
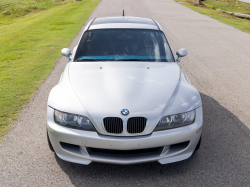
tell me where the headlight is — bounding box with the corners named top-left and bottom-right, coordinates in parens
top-left (154, 110), bottom-right (195, 131)
top-left (54, 110), bottom-right (96, 131)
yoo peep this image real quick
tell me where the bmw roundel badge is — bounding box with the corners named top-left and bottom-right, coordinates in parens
top-left (121, 109), bottom-right (129, 116)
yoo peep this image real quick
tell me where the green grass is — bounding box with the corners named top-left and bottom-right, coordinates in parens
top-left (0, 0), bottom-right (75, 25)
top-left (0, 0), bottom-right (99, 141)
top-left (175, 0), bottom-right (250, 34)
top-left (0, 0), bottom-right (71, 16)
top-left (201, 0), bottom-right (250, 13)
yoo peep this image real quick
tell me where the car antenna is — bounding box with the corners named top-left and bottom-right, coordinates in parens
top-left (123, 10), bottom-right (125, 17)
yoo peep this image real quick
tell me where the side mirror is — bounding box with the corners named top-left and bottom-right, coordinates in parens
top-left (176, 48), bottom-right (188, 62)
top-left (61, 48), bottom-right (72, 62)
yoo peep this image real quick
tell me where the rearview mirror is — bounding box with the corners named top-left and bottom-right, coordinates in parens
top-left (61, 48), bottom-right (72, 62)
top-left (176, 48), bottom-right (188, 62)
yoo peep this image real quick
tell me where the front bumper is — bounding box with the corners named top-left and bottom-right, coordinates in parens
top-left (47, 106), bottom-right (203, 165)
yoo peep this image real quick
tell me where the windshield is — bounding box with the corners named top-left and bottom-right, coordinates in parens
top-left (74, 29), bottom-right (174, 62)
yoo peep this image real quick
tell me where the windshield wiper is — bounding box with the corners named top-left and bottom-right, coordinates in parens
top-left (75, 59), bottom-right (168, 62)
top-left (75, 59), bottom-right (100, 62)
top-left (114, 59), bottom-right (145, 61)
top-left (117, 59), bottom-right (166, 62)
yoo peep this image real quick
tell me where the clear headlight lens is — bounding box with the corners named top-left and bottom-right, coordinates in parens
top-left (54, 110), bottom-right (96, 131)
top-left (154, 110), bottom-right (195, 131)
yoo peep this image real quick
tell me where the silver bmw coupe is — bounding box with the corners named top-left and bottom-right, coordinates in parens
top-left (47, 16), bottom-right (203, 165)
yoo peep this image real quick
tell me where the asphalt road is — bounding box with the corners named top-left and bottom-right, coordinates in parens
top-left (1, 0), bottom-right (250, 186)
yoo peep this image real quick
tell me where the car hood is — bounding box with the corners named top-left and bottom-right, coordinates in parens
top-left (68, 62), bottom-right (180, 120)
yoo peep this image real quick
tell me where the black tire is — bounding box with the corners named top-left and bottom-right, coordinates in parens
top-left (195, 136), bottom-right (201, 151)
top-left (47, 131), bottom-right (55, 152)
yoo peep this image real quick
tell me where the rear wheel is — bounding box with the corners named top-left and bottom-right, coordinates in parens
top-left (195, 136), bottom-right (201, 151)
top-left (47, 131), bottom-right (55, 152)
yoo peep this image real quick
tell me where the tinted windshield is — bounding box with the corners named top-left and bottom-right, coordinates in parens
top-left (74, 29), bottom-right (174, 62)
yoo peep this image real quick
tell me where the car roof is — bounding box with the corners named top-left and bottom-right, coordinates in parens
top-left (88, 16), bottom-right (160, 30)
